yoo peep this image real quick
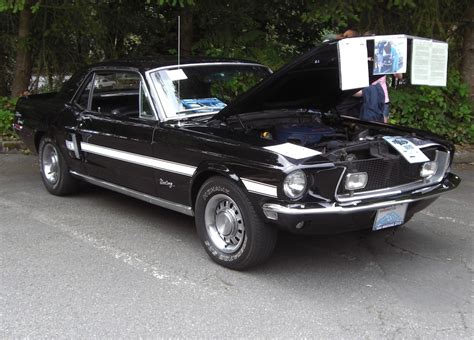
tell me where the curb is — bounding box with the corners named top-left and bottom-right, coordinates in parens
top-left (453, 150), bottom-right (474, 164)
top-left (0, 139), bottom-right (27, 154)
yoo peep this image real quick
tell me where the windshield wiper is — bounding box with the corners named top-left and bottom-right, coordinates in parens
top-left (176, 106), bottom-right (221, 114)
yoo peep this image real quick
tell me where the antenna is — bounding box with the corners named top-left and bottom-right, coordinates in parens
top-left (177, 15), bottom-right (181, 100)
top-left (177, 15), bottom-right (181, 68)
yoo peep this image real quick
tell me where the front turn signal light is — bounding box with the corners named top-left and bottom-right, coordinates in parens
top-left (345, 172), bottom-right (368, 191)
top-left (420, 161), bottom-right (438, 178)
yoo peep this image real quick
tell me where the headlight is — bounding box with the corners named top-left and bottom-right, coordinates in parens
top-left (420, 161), bottom-right (438, 178)
top-left (345, 172), bottom-right (368, 191)
top-left (283, 170), bottom-right (307, 199)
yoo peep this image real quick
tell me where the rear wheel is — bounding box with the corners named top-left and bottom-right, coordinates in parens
top-left (39, 136), bottom-right (79, 195)
top-left (195, 177), bottom-right (277, 270)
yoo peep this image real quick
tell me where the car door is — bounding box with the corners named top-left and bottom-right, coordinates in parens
top-left (75, 70), bottom-right (158, 196)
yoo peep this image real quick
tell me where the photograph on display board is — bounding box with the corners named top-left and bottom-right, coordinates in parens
top-left (374, 37), bottom-right (407, 75)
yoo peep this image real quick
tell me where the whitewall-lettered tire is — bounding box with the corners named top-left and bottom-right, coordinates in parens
top-left (195, 176), bottom-right (277, 270)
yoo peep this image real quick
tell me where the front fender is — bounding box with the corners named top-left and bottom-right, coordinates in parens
top-left (189, 161), bottom-right (243, 209)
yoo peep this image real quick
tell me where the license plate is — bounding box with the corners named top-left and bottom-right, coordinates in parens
top-left (373, 204), bottom-right (408, 231)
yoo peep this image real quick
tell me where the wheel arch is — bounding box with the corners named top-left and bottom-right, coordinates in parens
top-left (190, 163), bottom-right (242, 210)
top-left (35, 127), bottom-right (60, 152)
top-left (193, 165), bottom-right (278, 269)
top-left (34, 130), bottom-right (47, 152)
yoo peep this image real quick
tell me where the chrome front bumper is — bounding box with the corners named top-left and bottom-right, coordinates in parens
top-left (262, 172), bottom-right (461, 221)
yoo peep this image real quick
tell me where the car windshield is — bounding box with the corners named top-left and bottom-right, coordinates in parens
top-left (150, 63), bottom-right (271, 119)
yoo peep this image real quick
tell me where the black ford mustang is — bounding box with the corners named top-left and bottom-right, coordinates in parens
top-left (14, 37), bottom-right (460, 269)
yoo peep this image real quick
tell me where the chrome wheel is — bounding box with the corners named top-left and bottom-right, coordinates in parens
top-left (42, 144), bottom-right (59, 184)
top-left (204, 194), bottom-right (245, 253)
top-left (196, 177), bottom-right (278, 269)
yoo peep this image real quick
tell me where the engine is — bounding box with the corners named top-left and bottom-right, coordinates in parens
top-left (259, 121), bottom-right (346, 149)
top-left (257, 121), bottom-right (402, 163)
top-left (273, 124), bottom-right (336, 146)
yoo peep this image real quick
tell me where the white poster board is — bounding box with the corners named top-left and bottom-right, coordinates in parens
top-left (411, 39), bottom-right (448, 86)
top-left (429, 42), bottom-right (448, 86)
top-left (338, 38), bottom-right (369, 90)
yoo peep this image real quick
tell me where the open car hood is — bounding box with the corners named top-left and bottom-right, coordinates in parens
top-left (213, 40), bottom-right (348, 120)
top-left (212, 35), bottom-right (447, 121)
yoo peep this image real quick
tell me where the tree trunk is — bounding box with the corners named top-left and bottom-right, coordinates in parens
top-left (180, 7), bottom-right (194, 57)
top-left (461, 3), bottom-right (474, 100)
top-left (11, 1), bottom-right (34, 97)
top-left (0, 40), bottom-right (9, 97)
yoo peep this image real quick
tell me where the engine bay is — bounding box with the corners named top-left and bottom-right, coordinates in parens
top-left (230, 110), bottom-right (404, 162)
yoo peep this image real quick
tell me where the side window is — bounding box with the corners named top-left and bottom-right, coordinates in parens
top-left (93, 72), bottom-right (140, 92)
top-left (75, 71), bottom-right (155, 120)
top-left (85, 71), bottom-right (154, 120)
top-left (90, 72), bottom-right (139, 114)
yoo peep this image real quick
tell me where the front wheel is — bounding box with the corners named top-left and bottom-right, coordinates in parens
top-left (195, 177), bottom-right (277, 270)
top-left (39, 136), bottom-right (79, 195)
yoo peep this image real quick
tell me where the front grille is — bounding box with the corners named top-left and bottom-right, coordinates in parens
top-left (337, 147), bottom-right (437, 195)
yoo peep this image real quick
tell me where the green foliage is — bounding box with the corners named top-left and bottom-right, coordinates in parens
top-left (389, 71), bottom-right (474, 144)
top-left (210, 72), bottom-right (266, 104)
top-left (157, 0), bottom-right (194, 6)
top-left (0, 0), bottom-right (40, 13)
top-left (190, 1), bottom-right (326, 70)
top-left (0, 96), bottom-right (16, 138)
top-left (0, 0), bottom-right (472, 146)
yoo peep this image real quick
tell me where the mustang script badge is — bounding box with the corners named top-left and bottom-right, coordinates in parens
top-left (159, 178), bottom-right (175, 189)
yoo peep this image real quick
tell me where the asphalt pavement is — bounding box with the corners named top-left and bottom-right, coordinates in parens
top-left (1, 154), bottom-right (472, 338)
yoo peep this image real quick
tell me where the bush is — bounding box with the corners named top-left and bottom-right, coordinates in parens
top-left (389, 71), bottom-right (473, 144)
top-left (0, 97), bottom-right (17, 139)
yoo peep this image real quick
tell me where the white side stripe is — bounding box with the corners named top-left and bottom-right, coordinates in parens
top-left (241, 178), bottom-right (278, 198)
top-left (80, 142), bottom-right (196, 176)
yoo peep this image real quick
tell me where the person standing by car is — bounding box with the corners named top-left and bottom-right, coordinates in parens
top-left (337, 30), bottom-right (401, 122)
top-left (344, 28), bottom-right (359, 38)
top-left (373, 76), bottom-right (390, 122)
top-left (362, 31), bottom-right (390, 122)
top-left (364, 31), bottom-right (406, 123)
